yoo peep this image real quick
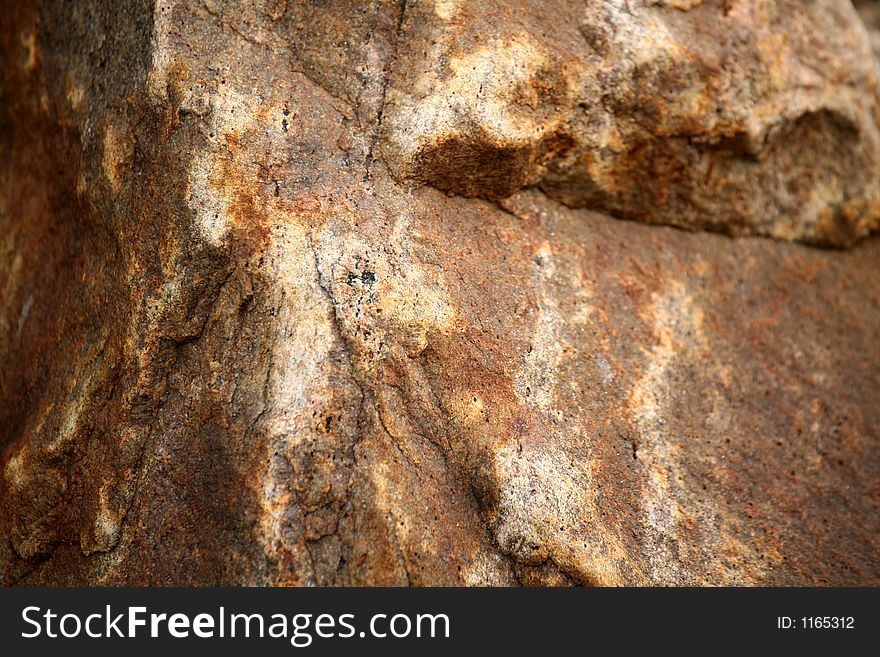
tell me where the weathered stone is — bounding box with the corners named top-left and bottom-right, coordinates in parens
top-left (381, 0), bottom-right (880, 246)
top-left (1, 0), bottom-right (878, 586)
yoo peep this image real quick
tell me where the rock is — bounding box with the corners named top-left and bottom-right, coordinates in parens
top-left (855, 0), bottom-right (880, 60)
top-left (0, 0), bottom-right (878, 586)
top-left (381, 0), bottom-right (880, 246)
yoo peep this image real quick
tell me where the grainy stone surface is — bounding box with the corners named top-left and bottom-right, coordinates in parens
top-left (381, 0), bottom-right (880, 246)
top-left (0, 0), bottom-right (878, 586)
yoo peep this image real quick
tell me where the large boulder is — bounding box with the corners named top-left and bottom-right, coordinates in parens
top-left (1, 0), bottom-right (878, 585)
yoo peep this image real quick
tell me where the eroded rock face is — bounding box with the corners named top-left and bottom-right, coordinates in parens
top-left (0, 0), bottom-right (878, 586)
top-left (381, 0), bottom-right (880, 245)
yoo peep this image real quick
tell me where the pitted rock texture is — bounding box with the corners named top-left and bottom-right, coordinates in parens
top-left (0, 0), bottom-right (879, 586)
top-left (381, 0), bottom-right (880, 246)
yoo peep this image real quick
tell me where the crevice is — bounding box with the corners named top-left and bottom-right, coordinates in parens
top-left (108, 260), bottom-right (238, 561)
top-left (375, 402), bottom-right (420, 473)
top-left (198, 0), bottom-right (278, 52)
top-left (291, 68), bottom-right (357, 118)
top-left (412, 168), bottom-right (866, 252)
top-left (364, 0), bottom-right (408, 181)
top-left (8, 550), bottom-right (50, 586)
top-left (303, 231), bottom-right (365, 408)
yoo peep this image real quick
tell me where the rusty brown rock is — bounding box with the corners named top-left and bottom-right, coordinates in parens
top-left (0, 0), bottom-right (878, 586)
top-left (381, 0), bottom-right (880, 246)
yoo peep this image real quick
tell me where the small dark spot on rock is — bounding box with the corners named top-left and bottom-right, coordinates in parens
top-left (361, 269), bottom-right (376, 285)
top-left (282, 118), bottom-right (289, 132)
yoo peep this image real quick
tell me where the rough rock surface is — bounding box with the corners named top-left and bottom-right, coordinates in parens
top-left (381, 0), bottom-right (880, 246)
top-left (0, 0), bottom-right (878, 586)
